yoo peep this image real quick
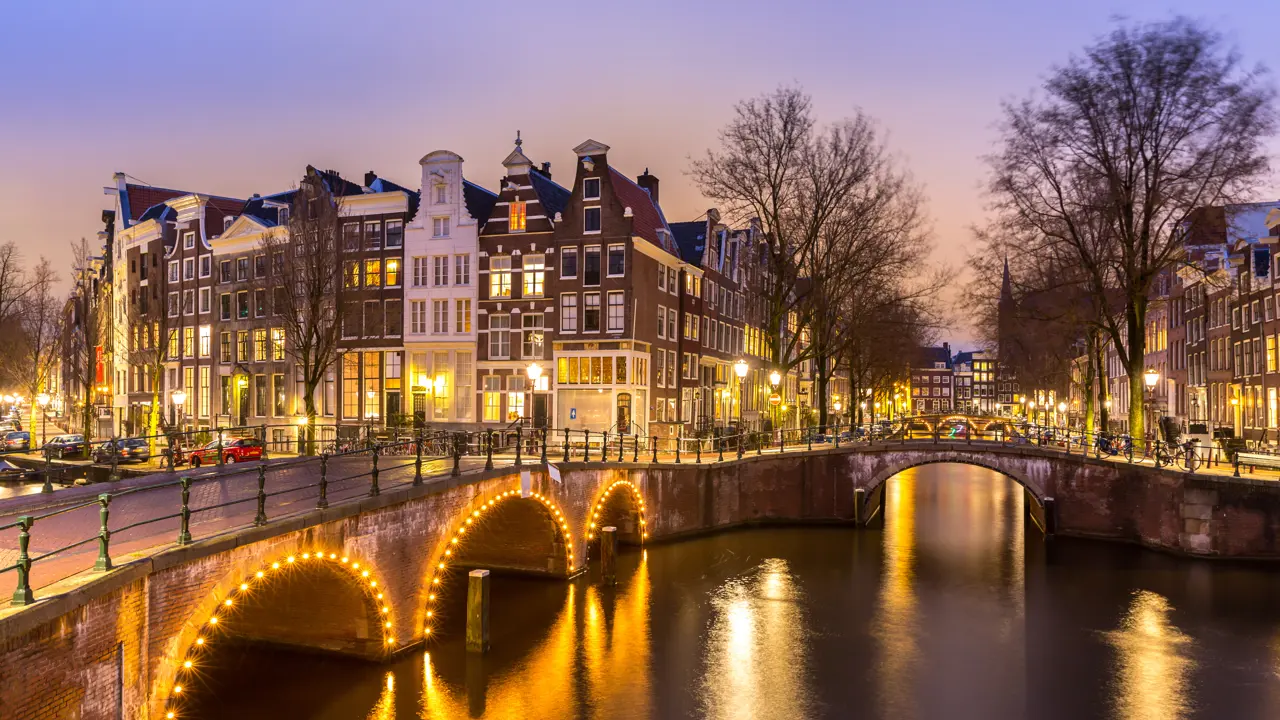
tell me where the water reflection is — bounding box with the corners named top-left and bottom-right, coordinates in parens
top-left (1105, 590), bottom-right (1194, 720)
top-left (875, 471), bottom-right (919, 718)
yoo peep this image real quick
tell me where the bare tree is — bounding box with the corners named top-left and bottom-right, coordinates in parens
top-left (15, 259), bottom-right (61, 405)
top-left (987, 18), bottom-right (1276, 440)
top-left (260, 170), bottom-right (345, 454)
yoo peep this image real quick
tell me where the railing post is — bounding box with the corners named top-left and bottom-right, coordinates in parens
top-left (835, 424), bottom-right (841, 449)
top-left (1234, 450), bottom-right (1241, 478)
top-left (178, 476), bottom-right (193, 545)
top-left (109, 437), bottom-right (121, 482)
top-left (541, 428), bottom-right (549, 465)
top-left (618, 431), bottom-right (624, 462)
top-left (41, 454), bottom-right (53, 494)
top-left (779, 426), bottom-right (785, 453)
top-left (11, 516), bottom-right (34, 605)
top-left (695, 434), bottom-right (701, 463)
top-left (585, 430), bottom-right (592, 462)
top-left (370, 450), bottom-right (381, 496)
top-left (675, 431), bottom-right (682, 464)
top-left (514, 427), bottom-right (523, 467)
top-left (260, 424), bottom-right (269, 461)
top-left (738, 429), bottom-right (745, 459)
top-left (414, 430), bottom-right (424, 485)
top-left (317, 454), bottom-right (330, 508)
top-left (718, 435), bottom-right (725, 462)
top-left (807, 429), bottom-right (813, 452)
top-left (485, 430), bottom-right (494, 471)
top-left (94, 494), bottom-right (112, 571)
top-left (167, 435), bottom-right (176, 473)
top-left (601, 432), bottom-right (608, 464)
top-left (633, 433), bottom-right (640, 462)
top-left (254, 463), bottom-right (268, 526)
top-left (451, 433), bottom-right (462, 477)
top-left (652, 435), bottom-right (659, 463)
top-left (217, 428), bottom-right (225, 468)
top-left (563, 428), bottom-right (571, 463)
top-left (757, 429), bottom-right (762, 456)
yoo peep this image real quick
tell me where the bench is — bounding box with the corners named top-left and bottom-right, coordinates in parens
top-left (1234, 451), bottom-right (1280, 474)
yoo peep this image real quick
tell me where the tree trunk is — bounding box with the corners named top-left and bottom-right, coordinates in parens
top-left (1095, 336), bottom-right (1109, 432)
top-left (1083, 331), bottom-right (1097, 436)
top-left (1125, 303), bottom-right (1147, 442)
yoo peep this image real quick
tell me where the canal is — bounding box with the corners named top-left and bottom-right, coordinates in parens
top-left (188, 464), bottom-right (1280, 719)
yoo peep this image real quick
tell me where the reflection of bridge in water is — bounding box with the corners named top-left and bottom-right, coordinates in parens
top-left (4, 429), bottom-right (1280, 719)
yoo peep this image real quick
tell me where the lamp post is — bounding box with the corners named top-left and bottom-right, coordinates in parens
top-left (36, 393), bottom-right (49, 449)
top-left (526, 363), bottom-right (543, 429)
top-left (768, 370), bottom-right (782, 434)
top-left (1057, 401), bottom-right (1067, 432)
top-left (734, 359), bottom-right (749, 434)
top-left (170, 389), bottom-right (187, 433)
top-left (1143, 367), bottom-right (1160, 446)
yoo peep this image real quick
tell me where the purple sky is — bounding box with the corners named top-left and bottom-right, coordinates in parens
top-left (2, 0), bottom-right (1277, 347)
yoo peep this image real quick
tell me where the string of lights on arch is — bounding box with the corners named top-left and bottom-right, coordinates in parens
top-left (586, 479), bottom-right (647, 542)
top-left (161, 550), bottom-right (394, 720)
top-left (424, 489), bottom-right (575, 639)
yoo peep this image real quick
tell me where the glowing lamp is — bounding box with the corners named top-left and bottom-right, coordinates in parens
top-left (170, 389), bottom-right (187, 406)
top-left (37, 393), bottom-right (49, 408)
top-left (734, 359), bottom-right (749, 379)
top-left (1143, 368), bottom-right (1159, 388)
top-left (526, 362), bottom-right (543, 382)
top-left (769, 370), bottom-right (782, 387)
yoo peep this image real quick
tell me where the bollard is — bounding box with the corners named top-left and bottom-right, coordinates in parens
top-left (254, 464), bottom-right (268, 526)
top-left (675, 432), bottom-right (681, 464)
top-left (260, 424), bottom-right (269, 460)
top-left (370, 451), bottom-right (381, 496)
top-left (515, 427), bottom-right (523, 467)
top-left (718, 436), bottom-right (725, 462)
top-left (854, 487), bottom-right (866, 526)
top-left (695, 436), bottom-right (701, 464)
top-left (466, 569), bottom-right (491, 653)
top-left (563, 428), bottom-right (571, 463)
top-left (738, 430), bottom-right (745, 460)
top-left (808, 429), bottom-right (813, 452)
top-left (757, 430), bottom-right (762, 456)
top-left (178, 476), bottom-right (193, 545)
top-left (601, 526), bottom-right (618, 586)
top-left (779, 428), bottom-right (785, 453)
top-left (217, 428), bottom-right (225, 467)
top-left (95, 494), bottom-right (112, 571)
top-left (601, 432), bottom-right (608, 463)
top-left (836, 425), bottom-right (841, 449)
top-left (585, 431), bottom-right (593, 462)
top-left (652, 435), bottom-right (659, 464)
top-left (485, 431), bottom-right (494, 471)
top-left (1234, 451), bottom-right (1241, 478)
top-left (633, 434), bottom-right (640, 462)
top-left (317, 454), bottom-right (330, 508)
top-left (109, 438), bottom-right (121, 482)
top-left (414, 430), bottom-right (424, 485)
top-left (41, 454), bottom-right (53, 494)
top-left (452, 434), bottom-right (462, 477)
top-left (541, 428), bottom-right (549, 465)
top-left (618, 432), bottom-right (624, 463)
top-left (11, 516), bottom-right (34, 605)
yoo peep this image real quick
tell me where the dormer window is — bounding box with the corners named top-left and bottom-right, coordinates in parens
top-left (434, 183), bottom-right (446, 205)
top-left (278, 207), bottom-right (290, 226)
top-left (223, 216), bottom-right (235, 232)
top-left (510, 200), bottom-right (527, 232)
top-left (583, 178), bottom-right (601, 201)
top-left (183, 231), bottom-right (196, 250)
top-left (584, 207), bottom-right (602, 234)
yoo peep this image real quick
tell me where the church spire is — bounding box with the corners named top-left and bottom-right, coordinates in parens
top-left (1000, 256), bottom-right (1014, 304)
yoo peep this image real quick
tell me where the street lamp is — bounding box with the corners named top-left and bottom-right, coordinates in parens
top-left (526, 363), bottom-right (543, 428)
top-left (170, 389), bottom-right (187, 432)
top-left (37, 393), bottom-right (49, 448)
top-left (1143, 368), bottom-right (1160, 443)
top-left (1057, 401), bottom-right (1067, 431)
top-left (733, 360), bottom-right (749, 437)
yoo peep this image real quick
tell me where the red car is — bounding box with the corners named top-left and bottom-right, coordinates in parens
top-left (188, 437), bottom-right (263, 467)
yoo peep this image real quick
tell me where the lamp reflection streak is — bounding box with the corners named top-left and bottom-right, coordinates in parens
top-left (1105, 590), bottom-right (1193, 720)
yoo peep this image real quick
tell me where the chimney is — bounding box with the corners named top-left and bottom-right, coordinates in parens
top-left (364, 171), bottom-right (378, 187)
top-left (636, 169), bottom-right (659, 204)
top-left (540, 162), bottom-right (551, 178)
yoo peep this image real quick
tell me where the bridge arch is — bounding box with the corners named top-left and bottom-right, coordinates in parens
top-left (862, 451), bottom-right (1048, 509)
top-left (157, 548), bottom-right (395, 720)
top-left (422, 489), bottom-right (575, 641)
top-left (584, 479), bottom-right (648, 554)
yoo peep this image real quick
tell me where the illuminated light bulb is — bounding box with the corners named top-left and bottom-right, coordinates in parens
top-left (458, 527), bottom-right (466, 534)
top-left (640, 520), bottom-right (646, 525)
top-left (167, 712), bottom-right (176, 719)
top-left (377, 593), bottom-right (383, 599)
top-left (472, 511), bottom-right (479, 518)
top-left (224, 599), bottom-right (233, 607)
top-left (183, 661), bottom-right (193, 669)
top-left (302, 553), bottom-right (310, 559)
top-left (465, 518), bottom-right (472, 525)
top-left (239, 583), bottom-right (248, 591)
top-left (195, 638), bottom-right (204, 645)
top-left (352, 563), bottom-right (360, 569)
top-left (381, 607), bottom-right (389, 614)
top-left (426, 611), bottom-right (433, 618)
top-left (208, 617), bottom-right (218, 625)
top-left (432, 578), bottom-right (440, 584)
top-left (589, 522), bottom-right (596, 528)
top-left (438, 562), bottom-right (445, 570)
top-left (424, 628), bottom-right (431, 635)
top-left (361, 570), bottom-right (370, 578)
top-left (370, 580), bottom-right (377, 587)
top-left (329, 553), bottom-right (336, 559)
top-left (286, 556), bottom-right (295, 563)
top-left (271, 562), bottom-right (280, 569)
top-left (341, 557), bottom-right (349, 563)
top-left (444, 550), bottom-right (452, 556)
top-left (386, 638), bottom-right (395, 645)
top-left (174, 686), bottom-right (183, 694)
top-left (428, 594), bottom-right (436, 601)
top-left (256, 571), bottom-right (264, 578)
top-left (385, 621), bottom-right (391, 628)
top-left (450, 538), bottom-right (458, 544)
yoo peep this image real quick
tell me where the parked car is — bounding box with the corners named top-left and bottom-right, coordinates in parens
top-left (0, 419), bottom-right (21, 433)
top-left (188, 437), bottom-right (263, 467)
top-left (92, 437), bottom-right (151, 464)
top-left (43, 434), bottom-right (86, 459)
top-left (3, 430), bottom-right (31, 451)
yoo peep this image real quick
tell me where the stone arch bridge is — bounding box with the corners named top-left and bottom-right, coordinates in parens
top-left (3, 439), bottom-right (1280, 719)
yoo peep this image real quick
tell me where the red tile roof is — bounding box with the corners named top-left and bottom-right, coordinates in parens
top-left (608, 168), bottom-right (675, 254)
top-left (125, 184), bottom-right (246, 222)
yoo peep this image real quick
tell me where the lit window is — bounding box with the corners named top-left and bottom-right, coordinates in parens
top-left (522, 254), bottom-right (545, 297)
top-left (489, 256), bottom-right (511, 298)
top-left (510, 200), bottom-right (527, 232)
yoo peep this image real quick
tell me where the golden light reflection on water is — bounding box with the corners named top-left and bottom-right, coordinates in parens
top-left (701, 557), bottom-right (812, 720)
top-left (585, 551), bottom-right (653, 716)
top-left (365, 671), bottom-right (395, 720)
top-left (874, 472), bottom-right (919, 719)
top-left (1106, 590), bottom-right (1194, 720)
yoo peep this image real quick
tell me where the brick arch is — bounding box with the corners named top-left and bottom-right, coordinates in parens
top-left (862, 451), bottom-right (1047, 508)
top-left (583, 479), bottom-right (647, 558)
top-left (421, 488), bottom-right (575, 642)
top-left (154, 548), bottom-right (395, 720)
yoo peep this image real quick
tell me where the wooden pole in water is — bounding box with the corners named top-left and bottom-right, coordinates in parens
top-left (466, 569), bottom-right (490, 653)
top-left (601, 526), bottom-right (618, 585)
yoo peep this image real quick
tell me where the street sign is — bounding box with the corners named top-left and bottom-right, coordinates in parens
top-left (570, 408), bottom-right (577, 419)
top-left (768, 393), bottom-right (782, 406)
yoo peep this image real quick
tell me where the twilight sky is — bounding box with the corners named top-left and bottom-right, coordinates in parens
top-left (2, 0), bottom-right (1278, 347)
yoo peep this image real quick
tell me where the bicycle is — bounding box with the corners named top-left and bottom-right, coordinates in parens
top-left (1095, 433), bottom-right (1134, 462)
top-left (1154, 439), bottom-right (1201, 472)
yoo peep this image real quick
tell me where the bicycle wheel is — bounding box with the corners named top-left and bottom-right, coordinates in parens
top-left (1184, 448), bottom-right (1201, 473)
top-left (1124, 442), bottom-right (1134, 463)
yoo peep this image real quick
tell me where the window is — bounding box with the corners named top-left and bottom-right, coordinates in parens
top-left (168, 261), bottom-right (179, 283)
top-left (522, 314), bottom-right (544, 358)
top-left (483, 376), bottom-right (501, 422)
top-left (584, 292), bottom-right (601, 332)
top-left (364, 221), bottom-right (382, 250)
top-left (510, 200), bottom-right (527, 232)
top-left (198, 326), bottom-right (211, 357)
top-left (411, 301), bottom-right (427, 334)
top-left (433, 256), bottom-right (449, 287)
top-left (254, 254), bottom-right (267, 278)
top-left (432, 300), bottom-right (448, 334)
top-left (583, 177), bottom-right (601, 200)
top-left (183, 326), bottom-right (195, 357)
top-left (364, 300), bottom-right (383, 336)
top-left (199, 255), bottom-right (211, 278)
top-left (584, 207), bottom-right (601, 233)
top-left (364, 259), bottom-right (382, 288)
top-left (385, 220), bottom-right (403, 248)
top-left (344, 261), bottom-right (360, 289)
top-left (607, 291), bottom-right (625, 331)
top-left (219, 260), bottom-right (232, 283)
top-left (434, 183), bottom-right (447, 205)
top-left (489, 315), bottom-right (511, 358)
top-left (254, 289), bottom-right (267, 318)
top-left (584, 246), bottom-right (601, 286)
top-left (412, 257), bottom-right (428, 287)
top-left (385, 259), bottom-right (400, 287)
top-left (271, 328), bottom-right (285, 360)
top-left (198, 287), bottom-right (210, 314)
top-left (219, 332), bottom-right (231, 363)
top-left (182, 289), bottom-right (194, 316)
top-left (607, 245), bottom-right (625, 277)
top-left (489, 256), bottom-right (512, 298)
top-left (433, 216), bottom-right (450, 238)
top-left (273, 373), bottom-right (287, 416)
top-left (237, 331), bottom-right (249, 362)
top-left (385, 300), bottom-right (402, 337)
top-left (667, 308), bottom-right (677, 340)
top-left (668, 268), bottom-right (677, 294)
top-left (657, 305), bottom-right (667, 339)
top-left (658, 265), bottom-right (667, 291)
top-left (455, 299), bottom-right (472, 333)
top-left (343, 223), bottom-right (360, 252)
top-left (561, 248), bottom-right (579, 279)
top-left (253, 329), bottom-right (267, 362)
top-left (183, 231), bottom-right (196, 250)
top-left (561, 294), bottom-right (578, 332)
top-left (342, 302), bottom-right (360, 339)
top-left (455, 254), bottom-right (470, 285)
top-left (237, 257), bottom-right (250, 281)
top-left (523, 254), bottom-right (545, 297)
top-left (456, 352), bottom-right (473, 420)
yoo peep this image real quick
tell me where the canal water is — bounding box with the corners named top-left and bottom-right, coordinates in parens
top-left (188, 464), bottom-right (1280, 719)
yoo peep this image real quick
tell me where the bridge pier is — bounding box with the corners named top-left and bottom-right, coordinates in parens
top-left (466, 569), bottom-right (491, 653)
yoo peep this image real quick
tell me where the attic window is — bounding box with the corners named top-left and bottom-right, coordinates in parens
top-left (223, 216), bottom-right (235, 231)
top-left (278, 207), bottom-right (290, 226)
top-left (435, 183), bottom-right (446, 205)
top-left (583, 178), bottom-right (601, 201)
top-left (510, 200), bottom-right (527, 232)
